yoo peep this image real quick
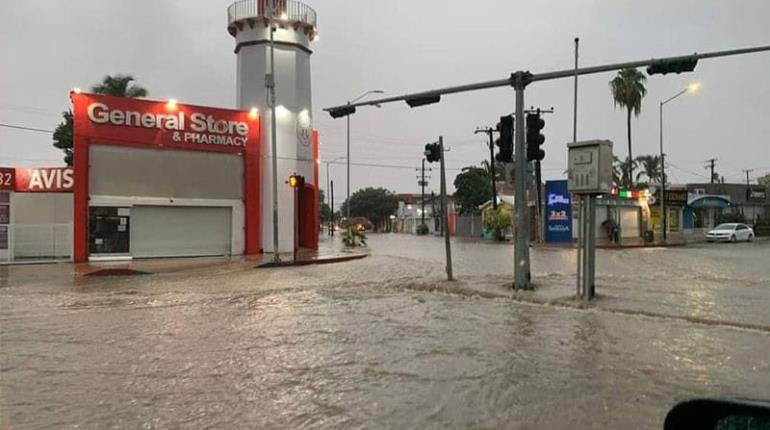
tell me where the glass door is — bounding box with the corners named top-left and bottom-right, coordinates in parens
top-left (88, 207), bottom-right (130, 254)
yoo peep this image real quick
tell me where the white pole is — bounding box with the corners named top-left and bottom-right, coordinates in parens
top-left (268, 6), bottom-right (280, 261)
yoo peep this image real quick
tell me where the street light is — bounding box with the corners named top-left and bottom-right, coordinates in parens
top-left (659, 82), bottom-right (701, 242)
top-left (346, 89), bottom-right (384, 219)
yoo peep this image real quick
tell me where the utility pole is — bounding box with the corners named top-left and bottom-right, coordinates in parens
top-left (706, 158), bottom-right (717, 184)
top-left (475, 126), bottom-right (498, 209)
top-left (431, 191), bottom-right (437, 231)
top-left (416, 158), bottom-right (431, 230)
top-left (742, 169), bottom-right (754, 185)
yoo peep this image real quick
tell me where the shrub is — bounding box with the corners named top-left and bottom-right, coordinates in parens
top-left (484, 207), bottom-right (512, 241)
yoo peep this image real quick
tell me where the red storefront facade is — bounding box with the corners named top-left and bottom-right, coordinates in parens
top-left (69, 92), bottom-right (318, 263)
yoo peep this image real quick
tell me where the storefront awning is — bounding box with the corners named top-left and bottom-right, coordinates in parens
top-left (687, 195), bottom-right (731, 208)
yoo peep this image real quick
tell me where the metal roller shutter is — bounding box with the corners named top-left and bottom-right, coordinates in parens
top-left (131, 206), bottom-right (231, 258)
top-left (619, 207), bottom-right (640, 238)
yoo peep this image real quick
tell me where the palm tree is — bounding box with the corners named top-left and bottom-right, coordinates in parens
top-left (613, 156), bottom-right (637, 187)
top-left (90, 74), bottom-right (148, 97)
top-left (609, 68), bottom-right (647, 185)
top-left (53, 74), bottom-right (148, 165)
top-left (635, 155), bottom-right (662, 185)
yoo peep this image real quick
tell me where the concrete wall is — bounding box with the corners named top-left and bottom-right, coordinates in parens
top-left (11, 192), bottom-right (72, 258)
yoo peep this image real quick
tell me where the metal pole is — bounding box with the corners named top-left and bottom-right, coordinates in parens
top-left (293, 187), bottom-right (298, 261)
top-left (489, 130), bottom-right (498, 210)
top-left (660, 101), bottom-right (667, 242)
top-left (330, 180), bottom-right (335, 237)
top-left (268, 9), bottom-right (280, 261)
top-left (576, 196), bottom-right (583, 298)
top-left (587, 195), bottom-right (596, 299)
top-left (581, 197), bottom-right (587, 299)
top-left (439, 136), bottom-right (453, 281)
top-left (326, 161), bottom-right (331, 235)
top-left (573, 37), bottom-right (579, 144)
top-left (513, 74), bottom-right (531, 290)
top-left (346, 108), bottom-right (351, 221)
top-left (421, 158), bottom-right (426, 228)
top-left (535, 159), bottom-right (543, 243)
top-left (573, 37), bottom-right (581, 298)
top-left (325, 45), bottom-right (770, 113)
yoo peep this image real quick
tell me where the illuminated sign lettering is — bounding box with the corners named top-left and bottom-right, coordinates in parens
top-left (84, 100), bottom-right (251, 148)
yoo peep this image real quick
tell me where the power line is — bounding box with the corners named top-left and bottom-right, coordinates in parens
top-left (0, 123), bottom-right (54, 134)
top-left (667, 162), bottom-right (710, 180)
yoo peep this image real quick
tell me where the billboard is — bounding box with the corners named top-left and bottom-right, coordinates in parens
top-left (545, 180), bottom-right (572, 243)
top-left (0, 167), bottom-right (74, 192)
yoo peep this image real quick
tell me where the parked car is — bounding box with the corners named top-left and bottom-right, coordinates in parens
top-left (705, 223), bottom-right (754, 243)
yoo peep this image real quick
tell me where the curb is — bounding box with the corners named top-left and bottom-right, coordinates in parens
top-left (255, 253), bottom-right (367, 268)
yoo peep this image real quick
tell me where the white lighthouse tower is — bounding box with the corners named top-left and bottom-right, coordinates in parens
top-left (228, 0), bottom-right (318, 254)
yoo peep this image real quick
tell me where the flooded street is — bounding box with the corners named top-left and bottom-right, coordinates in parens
top-left (2, 235), bottom-right (769, 429)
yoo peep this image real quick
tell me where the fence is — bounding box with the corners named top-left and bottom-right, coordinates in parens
top-left (455, 215), bottom-right (483, 237)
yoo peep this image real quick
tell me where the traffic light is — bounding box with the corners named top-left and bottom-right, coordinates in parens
top-left (424, 142), bottom-right (441, 163)
top-left (406, 94), bottom-right (441, 108)
top-left (526, 113), bottom-right (545, 162)
top-left (494, 115), bottom-right (513, 163)
top-left (646, 58), bottom-right (698, 75)
top-left (328, 105), bottom-right (356, 118)
top-left (288, 174), bottom-right (305, 188)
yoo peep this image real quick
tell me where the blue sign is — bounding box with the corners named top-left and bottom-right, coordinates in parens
top-left (545, 180), bottom-right (572, 243)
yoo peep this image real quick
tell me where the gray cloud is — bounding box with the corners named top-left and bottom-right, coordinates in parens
top-left (2, 0), bottom-right (769, 199)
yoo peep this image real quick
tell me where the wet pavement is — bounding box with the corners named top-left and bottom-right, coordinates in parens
top-left (1, 234), bottom-right (769, 429)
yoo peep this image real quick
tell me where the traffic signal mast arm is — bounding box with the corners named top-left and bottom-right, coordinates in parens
top-left (324, 45), bottom-right (770, 113)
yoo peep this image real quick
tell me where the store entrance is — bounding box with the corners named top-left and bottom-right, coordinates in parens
top-left (88, 207), bottom-right (130, 255)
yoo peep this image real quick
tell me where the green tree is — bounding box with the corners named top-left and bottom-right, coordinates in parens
top-left (340, 187), bottom-right (398, 231)
top-left (609, 68), bottom-right (647, 186)
top-left (453, 166), bottom-right (492, 214)
top-left (53, 74), bottom-right (149, 165)
top-left (635, 154), bottom-right (663, 185)
top-left (318, 189), bottom-right (332, 222)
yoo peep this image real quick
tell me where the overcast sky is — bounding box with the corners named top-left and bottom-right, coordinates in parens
top-left (2, 0), bottom-right (769, 200)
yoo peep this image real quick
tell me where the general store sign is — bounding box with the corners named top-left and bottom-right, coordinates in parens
top-left (0, 167), bottom-right (74, 192)
top-left (72, 93), bottom-right (259, 154)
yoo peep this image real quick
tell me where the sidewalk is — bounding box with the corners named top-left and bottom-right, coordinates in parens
top-left (0, 236), bottom-right (367, 281)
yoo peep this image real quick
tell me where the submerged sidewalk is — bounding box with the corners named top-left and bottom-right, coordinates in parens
top-left (0, 235), bottom-right (367, 282)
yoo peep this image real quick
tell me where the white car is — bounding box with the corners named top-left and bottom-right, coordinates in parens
top-left (705, 223), bottom-right (755, 243)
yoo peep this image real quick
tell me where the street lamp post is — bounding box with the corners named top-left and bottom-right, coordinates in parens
top-left (659, 82), bottom-right (700, 242)
top-left (346, 90), bottom-right (384, 220)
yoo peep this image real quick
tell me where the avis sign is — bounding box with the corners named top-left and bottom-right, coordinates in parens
top-left (14, 167), bottom-right (74, 192)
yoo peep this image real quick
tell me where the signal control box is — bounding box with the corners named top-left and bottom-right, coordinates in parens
top-left (567, 140), bottom-right (613, 194)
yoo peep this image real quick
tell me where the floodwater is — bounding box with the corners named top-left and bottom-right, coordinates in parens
top-left (1, 235), bottom-right (769, 429)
